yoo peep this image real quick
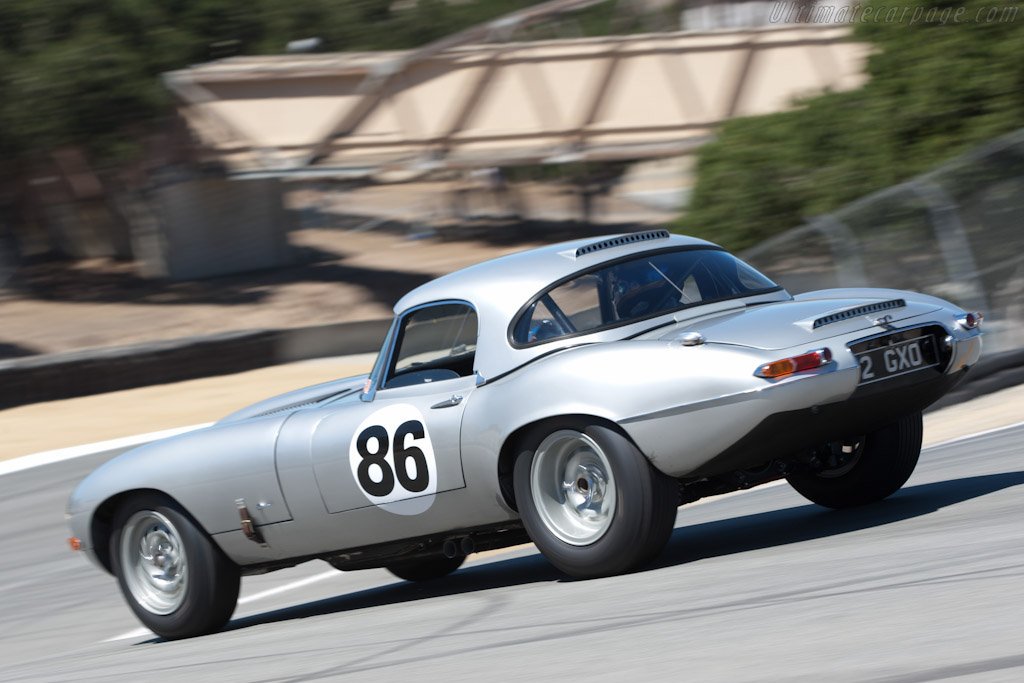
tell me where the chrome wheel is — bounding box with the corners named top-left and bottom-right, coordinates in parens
top-left (530, 430), bottom-right (617, 546)
top-left (120, 510), bottom-right (188, 615)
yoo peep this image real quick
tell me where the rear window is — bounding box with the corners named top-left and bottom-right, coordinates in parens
top-left (512, 248), bottom-right (778, 345)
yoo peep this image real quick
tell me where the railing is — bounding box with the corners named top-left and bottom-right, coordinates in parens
top-left (742, 128), bottom-right (1024, 353)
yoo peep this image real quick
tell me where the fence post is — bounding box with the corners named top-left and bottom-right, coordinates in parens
top-left (807, 215), bottom-right (869, 288)
top-left (910, 180), bottom-right (989, 314)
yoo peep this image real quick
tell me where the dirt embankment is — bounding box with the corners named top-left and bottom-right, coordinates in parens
top-left (0, 222), bottom-right (627, 358)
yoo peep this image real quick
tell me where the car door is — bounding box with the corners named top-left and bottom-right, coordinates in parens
top-left (309, 301), bottom-right (478, 517)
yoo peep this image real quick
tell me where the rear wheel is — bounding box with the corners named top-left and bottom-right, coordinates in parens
top-left (110, 493), bottom-right (240, 640)
top-left (513, 419), bottom-right (678, 579)
top-left (786, 411), bottom-right (923, 509)
top-left (386, 554), bottom-right (465, 582)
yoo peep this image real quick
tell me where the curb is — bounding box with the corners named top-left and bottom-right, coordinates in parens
top-left (927, 348), bottom-right (1024, 411)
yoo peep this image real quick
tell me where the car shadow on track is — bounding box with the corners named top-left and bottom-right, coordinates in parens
top-left (134, 469), bottom-right (1024, 643)
top-left (212, 553), bottom-right (564, 637)
top-left (652, 469), bottom-right (1024, 570)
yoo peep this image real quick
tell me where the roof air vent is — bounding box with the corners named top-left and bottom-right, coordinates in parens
top-left (574, 229), bottom-right (671, 258)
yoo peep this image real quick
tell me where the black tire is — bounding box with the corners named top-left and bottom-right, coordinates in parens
top-left (786, 411), bottom-right (923, 509)
top-left (110, 492), bottom-right (240, 640)
top-left (513, 419), bottom-right (678, 579)
top-left (386, 553), bottom-right (465, 582)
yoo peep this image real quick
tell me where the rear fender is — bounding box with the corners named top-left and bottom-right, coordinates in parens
top-left (464, 340), bottom-right (825, 480)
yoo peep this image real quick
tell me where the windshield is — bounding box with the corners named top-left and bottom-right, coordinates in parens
top-left (387, 303), bottom-right (477, 387)
top-left (512, 248), bottom-right (779, 345)
top-left (364, 303), bottom-right (479, 398)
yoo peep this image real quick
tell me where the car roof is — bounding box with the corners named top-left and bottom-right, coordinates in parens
top-left (392, 231), bottom-right (720, 381)
top-left (395, 231), bottom-right (716, 316)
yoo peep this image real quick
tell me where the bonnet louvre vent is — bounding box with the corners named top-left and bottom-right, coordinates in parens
top-left (253, 387), bottom-right (362, 418)
top-left (574, 230), bottom-right (670, 257)
top-left (254, 400), bottom-right (320, 418)
top-left (812, 299), bottom-right (906, 329)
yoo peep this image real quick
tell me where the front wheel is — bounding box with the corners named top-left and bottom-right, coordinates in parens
top-left (786, 411), bottom-right (923, 509)
top-left (513, 420), bottom-right (678, 579)
top-left (110, 493), bottom-right (240, 640)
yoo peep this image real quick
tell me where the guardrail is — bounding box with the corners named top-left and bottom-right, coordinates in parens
top-left (742, 127), bottom-right (1024, 356)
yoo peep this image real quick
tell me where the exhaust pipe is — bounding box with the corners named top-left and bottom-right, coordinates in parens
top-left (442, 539), bottom-right (459, 559)
top-left (460, 536), bottom-right (476, 556)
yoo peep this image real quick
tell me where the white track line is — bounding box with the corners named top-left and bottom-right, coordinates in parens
top-left (924, 419), bottom-right (1024, 450)
top-left (103, 627), bottom-right (155, 643)
top-left (104, 569), bottom-right (343, 642)
top-left (235, 569), bottom-right (342, 607)
top-left (0, 423), bottom-right (213, 477)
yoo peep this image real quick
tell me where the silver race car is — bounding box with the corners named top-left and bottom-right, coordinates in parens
top-left (66, 230), bottom-right (983, 638)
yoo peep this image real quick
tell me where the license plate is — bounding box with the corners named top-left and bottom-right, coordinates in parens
top-left (855, 335), bottom-right (939, 385)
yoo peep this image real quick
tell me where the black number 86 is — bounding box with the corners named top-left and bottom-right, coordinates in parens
top-left (355, 420), bottom-right (430, 497)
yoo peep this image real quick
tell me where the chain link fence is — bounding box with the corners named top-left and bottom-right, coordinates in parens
top-left (742, 128), bottom-right (1024, 354)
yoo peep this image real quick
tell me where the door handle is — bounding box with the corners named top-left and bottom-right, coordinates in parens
top-left (431, 395), bottom-right (463, 409)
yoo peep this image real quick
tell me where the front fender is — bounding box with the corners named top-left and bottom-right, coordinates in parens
top-left (67, 415), bottom-right (293, 555)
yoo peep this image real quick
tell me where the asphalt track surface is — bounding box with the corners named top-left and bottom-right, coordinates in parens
top-left (2, 426), bottom-right (1022, 683)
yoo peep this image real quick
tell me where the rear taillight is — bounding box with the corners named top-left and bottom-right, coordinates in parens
top-left (755, 348), bottom-right (832, 379)
top-left (957, 312), bottom-right (983, 330)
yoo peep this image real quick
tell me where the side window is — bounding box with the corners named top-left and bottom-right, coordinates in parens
top-left (517, 275), bottom-right (604, 343)
top-left (517, 296), bottom-right (562, 343)
top-left (384, 303), bottom-right (478, 389)
top-left (548, 274), bottom-right (602, 330)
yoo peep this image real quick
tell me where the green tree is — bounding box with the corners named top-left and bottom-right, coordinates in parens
top-left (678, 0), bottom-right (1024, 251)
top-left (0, 0), bottom-right (570, 168)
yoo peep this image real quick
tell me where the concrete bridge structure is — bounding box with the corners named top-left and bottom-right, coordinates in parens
top-left (166, 24), bottom-right (867, 179)
top-left (136, 15), bottom-right (870, 279)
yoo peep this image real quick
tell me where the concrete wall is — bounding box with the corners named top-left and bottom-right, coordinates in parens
top-left (140, 177), bottom-right (291, 280)
top-left (0, 319), bottom-right (391, 410)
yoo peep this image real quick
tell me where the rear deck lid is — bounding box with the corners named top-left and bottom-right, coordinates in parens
top-left (644, 296), bottom-right (941, 350)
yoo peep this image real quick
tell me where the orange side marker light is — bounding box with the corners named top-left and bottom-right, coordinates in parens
top-left (754, 348), bottom-right (832, 379)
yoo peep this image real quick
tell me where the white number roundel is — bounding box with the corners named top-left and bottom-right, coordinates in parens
top-left (349, 404), bottom-right (438, 515)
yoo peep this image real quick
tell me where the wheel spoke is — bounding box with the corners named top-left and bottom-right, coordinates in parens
top-left (120, 510), bottom-right (188, 615)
